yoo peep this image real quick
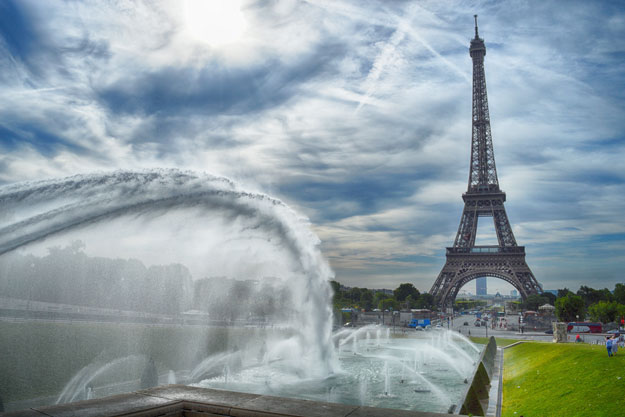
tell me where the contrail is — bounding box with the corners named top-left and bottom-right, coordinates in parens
top-left (355, 4), bottom-right (416, 113)
top-left (405, 25), bottom-right (471, 84)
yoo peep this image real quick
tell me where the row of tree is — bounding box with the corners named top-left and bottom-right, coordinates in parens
top-left (554, 285), bottom-right (625, 323)
top-left (330, 281), bottom-right (434, 312)
top-left (0, 243), bottom-right (296, 321)
top-left (331, 280), bottom-right (625, 327)
top-left (465, 283), bottom-right (625, 325)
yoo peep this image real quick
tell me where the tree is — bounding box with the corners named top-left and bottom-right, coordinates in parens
top-left (330, 280), bottom-right (345, 310)
top-left (588, 301), bottom-right (620, 324)
top-left (416, 293), bottom-right (435, 310)
top-left (523, 294), bottom-right (549, 311)
top-left (360, 289), bottom-right (374, 311)
top-left (373, 291), bottom-right (387, 308)
top-left (378, 298), bottom-right (399, 311)
top-left (555, 293), bottom-right (585, 322)
top-left (394, 283), bottom-right (419, 302)
top-left (598, 288), bottom-right (613, 303)
top-left (404, 295), bottom-right (417, 310)
top-left (542, 292), bottom-right (556, 305)
top-left (577, 286), bottom-right (610, 307)
top-left (557, 288), bottom-right (573, 298)
top-left (349, 287), bottom-right (362, 304)
top-left (455, 299), bottom-right (487, 311)
top-left (613, 283), bottom-right (625, 305)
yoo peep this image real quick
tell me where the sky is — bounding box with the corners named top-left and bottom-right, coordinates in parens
top-left (0, 0), bottom-right (624, 295)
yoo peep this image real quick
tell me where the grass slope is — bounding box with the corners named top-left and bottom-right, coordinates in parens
top-left (470, 337), bottom-right (524, 347)
top-left (503, 342), bottom-right (625, 417)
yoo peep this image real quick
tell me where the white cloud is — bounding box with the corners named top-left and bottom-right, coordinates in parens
top-left (1, 0), bottom-right (624, 292)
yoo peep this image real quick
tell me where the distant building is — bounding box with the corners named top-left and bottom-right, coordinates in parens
top-left (544, 289), bottom-right (558, 296)
top-left (510, 289), bottom-right (518, 297)
top-left (476, 277), bottom-right (487, 296)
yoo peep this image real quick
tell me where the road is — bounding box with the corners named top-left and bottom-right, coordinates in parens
top-left (444, 314), bottom-right (613, 344)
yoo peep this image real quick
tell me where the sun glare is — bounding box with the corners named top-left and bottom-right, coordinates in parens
top-left (183, 0), bottom-right (246, 46)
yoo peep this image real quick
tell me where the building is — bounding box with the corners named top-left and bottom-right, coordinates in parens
top-left (476, 277), bottom-right (487, 296)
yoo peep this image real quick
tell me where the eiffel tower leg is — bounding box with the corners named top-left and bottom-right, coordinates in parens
top-left (510, 262), bottom-right (542, 296)
top-left (453, 208), bottom-right (477, 248)
top-left (493, 206), bottom-right (517, 247)
top-left (430, 258), bottom-right (460, 307)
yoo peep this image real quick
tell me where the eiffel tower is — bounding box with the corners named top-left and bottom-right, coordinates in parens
top-left (429, 16), bottom-right (542, 307)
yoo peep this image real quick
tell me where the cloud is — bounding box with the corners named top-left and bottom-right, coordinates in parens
top-left (0, 0), bottom-right (624, 293)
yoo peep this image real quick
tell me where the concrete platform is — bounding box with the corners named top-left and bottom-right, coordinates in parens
top-left (1, 385), bottom-right (470, 417)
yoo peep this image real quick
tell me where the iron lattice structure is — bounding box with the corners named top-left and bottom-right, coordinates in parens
top-left (429, 16), bottom-right (542, 307)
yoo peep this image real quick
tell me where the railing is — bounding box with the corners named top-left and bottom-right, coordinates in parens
top-left (447, 245), bottom-right (525, 254)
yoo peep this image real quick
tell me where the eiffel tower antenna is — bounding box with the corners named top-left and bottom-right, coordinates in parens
top-left (474, 14), bottom-right (479, 38)
top-left (429, 16), bottom-right (542, 307)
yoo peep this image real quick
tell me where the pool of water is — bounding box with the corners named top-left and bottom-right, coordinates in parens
top-left (195, 330), bottom-right (481, 413)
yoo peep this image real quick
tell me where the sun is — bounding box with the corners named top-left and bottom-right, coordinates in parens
top-left (183, 0), bottom-right (246, 46)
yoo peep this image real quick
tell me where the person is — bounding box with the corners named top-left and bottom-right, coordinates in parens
top-left (575, 334), bottom-right (581, 343)
top-left (606, 336), bottom-right (613, 357)
top-left (612, 335), bottom-right (618, 355)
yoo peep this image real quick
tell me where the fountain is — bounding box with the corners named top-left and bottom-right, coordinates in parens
top-left (0, 170), bottom-right (335, 409)
top-left (0, 169), bottom-right (481, 414)
top-left (193, 326), bottom-right (480, 413)
top-left (167, 370), bottom-right (176, 384)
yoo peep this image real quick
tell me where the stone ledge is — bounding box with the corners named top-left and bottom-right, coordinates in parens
top-left (2, 385), bottom-right (469, 417)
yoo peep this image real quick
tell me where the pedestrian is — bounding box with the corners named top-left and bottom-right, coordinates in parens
top-left (612, 335), bottom-right (618, 355)
top-left (606, 336), bottom-right (613, 357)
top-left (575, 334), bottom-right (581, 343)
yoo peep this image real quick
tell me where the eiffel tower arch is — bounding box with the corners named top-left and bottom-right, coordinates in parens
top-left (429, 16), bottom-right (542, 307)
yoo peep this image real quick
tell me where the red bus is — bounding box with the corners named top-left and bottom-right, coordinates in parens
top-left (567, 322), bottom-right (602, 333)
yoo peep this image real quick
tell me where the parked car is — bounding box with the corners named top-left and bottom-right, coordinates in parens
top-left (463, 321), bottom-right (469, 326)
top-left (474, 321), bottom-right (481, 327)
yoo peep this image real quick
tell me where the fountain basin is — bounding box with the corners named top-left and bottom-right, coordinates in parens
top-left (194, 330), bottom-right (482, 414)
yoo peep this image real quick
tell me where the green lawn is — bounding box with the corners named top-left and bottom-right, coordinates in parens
top-left (469, 337), bottom-right (524, 347)
top-left (502, 342), bottom-right (625, 417)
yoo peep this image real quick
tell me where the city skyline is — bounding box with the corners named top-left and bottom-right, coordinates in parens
top-left (0, 1), bottom-right (624, 293)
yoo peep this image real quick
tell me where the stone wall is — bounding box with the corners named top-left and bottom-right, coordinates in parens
top-left (2, 385), bottom-right (471, 417)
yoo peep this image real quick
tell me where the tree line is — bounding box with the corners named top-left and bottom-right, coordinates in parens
top-left (511, 285), bottom-right (625, 325)
top-left (330, 281), bottom-right (434, 312)
top-left (553, 285), bottom-right (625, 324)
top-left (330, 280), bottom-right (625, 327)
